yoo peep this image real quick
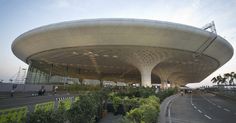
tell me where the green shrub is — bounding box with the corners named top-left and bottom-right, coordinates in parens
top-left (34, 101), bottom-right (54, 112)
top-left (125, 96), bottom-right (160, 123)
top-left (114, 87), bottom-right (156, 98)
top-left (112, 96), bottom-right (122, 112)
top-left (74, 96), bottom-right (80, 102)
top-left (58, 84), bottom-right (101, 92)
top-left (123, 97), bottom-right (140, 112)
top-left (67, 94), bottom-right (100, 123)
top-left (58, 99), bottom-right (71, 110)
top-left (29, 109), bottom-right (66, 123)
top-left (156, 88), bottom-right (177, 102)
top-left (140, 104), bottom-right (158, 123)
top-left (0, 106), bottom-right (28, 123)
top-left (126, 107), bottom-right (143, 123)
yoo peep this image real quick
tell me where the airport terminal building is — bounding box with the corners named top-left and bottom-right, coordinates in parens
top-left (12, 19), bottom-right (233, 87)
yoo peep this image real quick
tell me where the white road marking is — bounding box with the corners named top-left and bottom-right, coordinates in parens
top-left (194, 106), bottom-right (197, 109)
top-left (168, 101), bottom-right (172, 123)
top-left (167, 95), bottom-right (178, 123)
top-left (223, 108), bottom-right (230, 112)
top-left (198, 109), bottom-right (202, 113)
top-left (217, 105), bottom-right (221, 108)
top-left (204, 115), bottom-right (212, 119)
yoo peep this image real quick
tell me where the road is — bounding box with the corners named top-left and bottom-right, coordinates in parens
top-left (169, 91), bottom-right (236, 123)
top-left (0, 93), bottom-right (78, 110)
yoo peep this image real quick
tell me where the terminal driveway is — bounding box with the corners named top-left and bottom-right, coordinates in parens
top-left (169, 91), bottom-right (236, 123)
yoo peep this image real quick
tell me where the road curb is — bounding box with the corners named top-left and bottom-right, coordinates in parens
top-left (158, 94), bottom-right (179, 123)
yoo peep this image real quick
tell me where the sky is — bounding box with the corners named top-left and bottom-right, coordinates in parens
top-left (0, 0), bottom-right (236, 88)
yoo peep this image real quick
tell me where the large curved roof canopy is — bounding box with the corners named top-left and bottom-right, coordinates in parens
top-left (12, 19), bottom-right (234, 85)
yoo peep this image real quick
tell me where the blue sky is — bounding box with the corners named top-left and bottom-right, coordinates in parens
top-left (0, 0), bottom-right (236, 87)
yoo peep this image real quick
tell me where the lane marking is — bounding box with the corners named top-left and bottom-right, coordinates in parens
top-left (166, 94), bottom-right (178, 123)
top-left (198, 109), bottom-right (202, 113)
top-left (217, 105), bottom-right (221, 108)
top-left (204, 115), bottom-right (212, 119)
top-left (194, 106), bottom-right (197, 109)
top-left (168, 101), bottom-right (172, 123)
top-left (223, 108), bottom-right (230, 112)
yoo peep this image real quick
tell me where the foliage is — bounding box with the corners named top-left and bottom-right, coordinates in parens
top-left (34, 101), bottom-right (54, 112)
top-left (140, 104), bottom-right (159, 123)
top-left (140, 96), bottom-right (160, 110)
top-left (123, 97), bottom-right (140, 112)
top-left (115, 87), bottom-right (156, 98)
top-left (67, 93), bottom-right (100, 123)
top-left (58, 99), bottom-right (71, 110)
top-left (58, 84), bottom-right (101, 92)
top-left (156, 88), bottom-right (177, 102)
top-left (0, 106), bottom-right (27, 123)
top-left (74, 96), bottom-right (80, 102)
top-left (29, 109), bottom-right (66, 123)
top-left (211, 72), bottom-right (236, 85)
top-left (125, 96), bottom-right (160, 123)
top-left (112, 96), bottom-right (122, 113)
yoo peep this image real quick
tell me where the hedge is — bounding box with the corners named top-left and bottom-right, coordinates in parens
top-left (0, 106), bottom-right (28, 123)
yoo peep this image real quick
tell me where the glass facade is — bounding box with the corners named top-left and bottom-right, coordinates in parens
top-left (25, 60), bottom-right (81, 84)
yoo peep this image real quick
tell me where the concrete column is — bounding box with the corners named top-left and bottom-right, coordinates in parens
top-left (140, 67), bottom-right (153, 87)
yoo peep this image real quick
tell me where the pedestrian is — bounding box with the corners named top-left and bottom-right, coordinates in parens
top-left (10, 89), bottom-right (15, 97)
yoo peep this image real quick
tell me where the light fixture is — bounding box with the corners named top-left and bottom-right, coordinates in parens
top-left (72, 51), bottom-right (78, 55)
top-left (103, 54), bottom-right (109, 57)
top-left (113, 55), bottom-right (118, 58)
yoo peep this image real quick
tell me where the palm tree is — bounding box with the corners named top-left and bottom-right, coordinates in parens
top-left (224, 73), bottom-right (231, 85)
top-left (211, 77), bottom-right (218, 84)
top-left (232, 72), bottom-right (236, 85)
top-left (228, 72), bottom-right (235, 85)
top-left (216, 75), bottom-right (223, 85)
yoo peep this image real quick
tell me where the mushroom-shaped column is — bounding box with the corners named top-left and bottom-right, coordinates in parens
top-left (139, 66), bottom-right (154, 87)
top-left (123, 47), bottom-right (167, 87)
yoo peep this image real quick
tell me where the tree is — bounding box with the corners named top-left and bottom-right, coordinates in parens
top-left (224, 73), bottom-right (231, 85)
top-left (230, 72), bottom-right (236, 85)
top-left (216, 75), bottom-right (223, 85)
top-left (211, 77), bottom-right (218, 84)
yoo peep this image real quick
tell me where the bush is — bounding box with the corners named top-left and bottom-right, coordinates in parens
top-left (124, 96), bottom-right (160, 123)
top-left (0, 106), bottom-right (27, 123)
top-left (156, 88), bottom-right (177, 102)
top-left (58, 84), bottom-right (101, 92)
top-left (123, 97), bottom-right (140, 112)
top-left (115, 87), bottom-right (156, 98)
top-left (34, 101), bottom-right (54, 112)
top-left (112, 96), bottom-right (122, 113)
top-left (67, 94), bottom-right (100, 123)
top-left (58, 99), bottom-right (71, 110)
top-left (29, 109), bottom-right (66, 123)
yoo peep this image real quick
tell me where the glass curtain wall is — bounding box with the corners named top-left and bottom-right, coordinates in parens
top-left (25, 60), bottom-right (80, 84)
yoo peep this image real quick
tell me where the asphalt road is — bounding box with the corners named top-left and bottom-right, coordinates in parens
top-left (0, 93), bottom-right (77, 110)
top-left (169, 91), bottom-right (236, 123)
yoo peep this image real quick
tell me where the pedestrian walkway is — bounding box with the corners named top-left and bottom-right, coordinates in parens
top-left (99, 113), bottom-right (123, 123)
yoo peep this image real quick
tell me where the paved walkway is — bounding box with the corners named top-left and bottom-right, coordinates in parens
top-left (99, 113), bottom-right (123, 123)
